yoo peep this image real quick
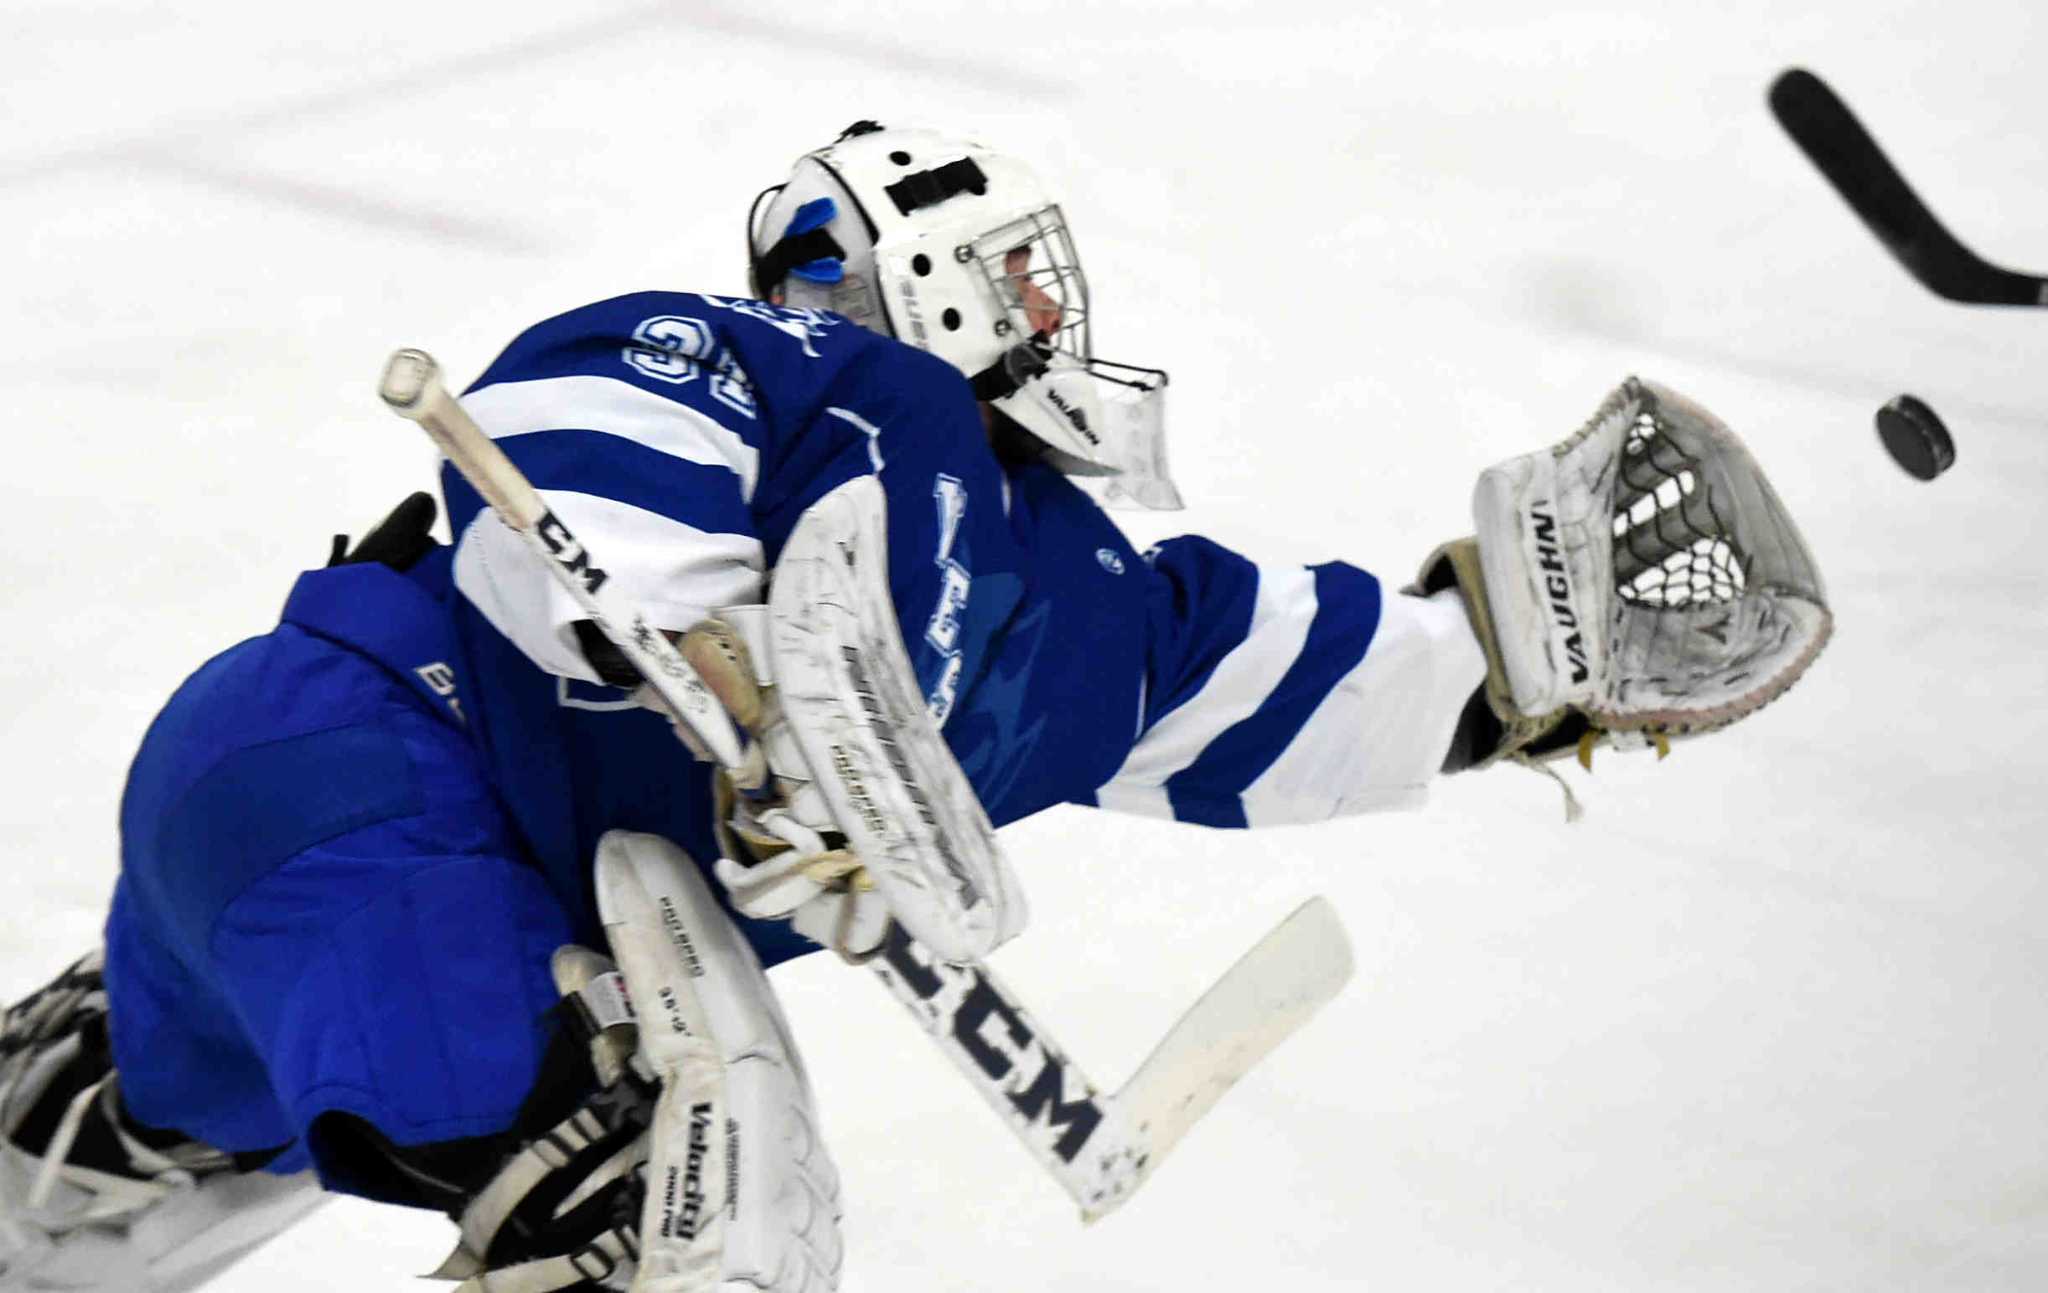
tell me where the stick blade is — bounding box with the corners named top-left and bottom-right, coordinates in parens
top-left (1090, 897), bottom-right (1354, 1220)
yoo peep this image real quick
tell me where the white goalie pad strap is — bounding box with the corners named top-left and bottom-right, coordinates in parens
top-left (434, 958), bottom-right (648, 1283)
top-left (765, 474), bottom-right (1024, 963)
top-left (443, 1106), bottom-right (613, 1270)
top-left (452, 1226), bottom-right (638, 1293)
top-left (1473, 377), bottom-right (1831, 733)
top-left (594, 831), bottom-right (843, 1293)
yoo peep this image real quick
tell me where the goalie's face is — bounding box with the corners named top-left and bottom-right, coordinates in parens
top-left (999, 237), bottom-right (1081, 346)
top-left (1005, 246), bottom-right (1065, 338)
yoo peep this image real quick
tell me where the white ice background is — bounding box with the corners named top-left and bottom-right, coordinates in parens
top-left (3, 2), bottom-right (2044, 1289)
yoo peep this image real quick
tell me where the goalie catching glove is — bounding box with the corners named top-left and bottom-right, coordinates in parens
top-left (1421, 377), bottom-right (1832, 772)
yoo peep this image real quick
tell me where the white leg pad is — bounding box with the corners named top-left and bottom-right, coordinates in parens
top-left (594, 831), bottom-right (842, 1293)
top-left (0, 1145), bottom-right (325, 1293)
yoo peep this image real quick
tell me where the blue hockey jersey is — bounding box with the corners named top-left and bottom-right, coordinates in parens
top-left (446, 292), bottom-right (1485, 829)
top-left (102, 290), bottom-right (1482, 1189)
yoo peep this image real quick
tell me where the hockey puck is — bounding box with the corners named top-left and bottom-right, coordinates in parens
top-left (1875, 394), bottom-right (1955, 480)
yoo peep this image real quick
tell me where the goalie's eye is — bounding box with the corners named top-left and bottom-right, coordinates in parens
top-left (1003, 245), bottom-right (1064, 337)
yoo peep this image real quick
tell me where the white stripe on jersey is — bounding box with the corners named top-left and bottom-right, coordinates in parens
top-left (454, 489), bottom-right (764, 684)
top-left (1094, 564), bottom-right (1319, 820)
top-left (464, 375), bottom-right (762, 502)
top-left (1239, 588), bottom-right (1484, 824)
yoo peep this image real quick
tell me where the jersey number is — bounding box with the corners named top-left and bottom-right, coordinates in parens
top-left (623, 315), bottom-right (756, 419)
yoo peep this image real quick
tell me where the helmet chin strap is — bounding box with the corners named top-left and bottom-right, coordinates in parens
top-left (966, 335), bottom-right (1052, 403)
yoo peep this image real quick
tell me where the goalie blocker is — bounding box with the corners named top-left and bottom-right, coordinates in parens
top-left (1423, 377), bottom-right (1831, 772)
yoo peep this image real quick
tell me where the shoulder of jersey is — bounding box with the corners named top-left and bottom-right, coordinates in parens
top-left (470, 290), bottom-right (897, 391)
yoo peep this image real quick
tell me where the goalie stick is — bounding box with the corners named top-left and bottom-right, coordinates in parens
top-left (1769, 67), bottom-right (2048, 307)
top-left (378, 348), bottom-right (1356, 1220)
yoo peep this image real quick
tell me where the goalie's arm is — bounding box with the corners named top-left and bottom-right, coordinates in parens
top-left (1086, 537), bottom-right (1487, 828)
top-left (1089, 377), bottom-right (1832, 826)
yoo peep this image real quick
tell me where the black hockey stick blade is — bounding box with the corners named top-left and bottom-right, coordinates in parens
top-left (1769, 68), bottom-right (2048, 307)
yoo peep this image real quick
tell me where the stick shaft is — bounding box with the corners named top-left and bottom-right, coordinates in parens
top-left (378, 349), bottom-right (746, 769)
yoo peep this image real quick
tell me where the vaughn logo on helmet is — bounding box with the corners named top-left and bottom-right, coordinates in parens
top-left (1044, 385), bottom-right (1098, 445)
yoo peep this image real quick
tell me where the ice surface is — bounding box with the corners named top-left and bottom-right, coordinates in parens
top-left (3, 1), bottom-right (2044, 1288)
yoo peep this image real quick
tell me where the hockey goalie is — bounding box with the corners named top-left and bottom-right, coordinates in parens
top-left (0, 122), bottom-right (1828, 1292)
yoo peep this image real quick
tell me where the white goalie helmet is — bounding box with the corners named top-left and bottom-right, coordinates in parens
top-left (747, 121), bottom-right (1182, 510)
